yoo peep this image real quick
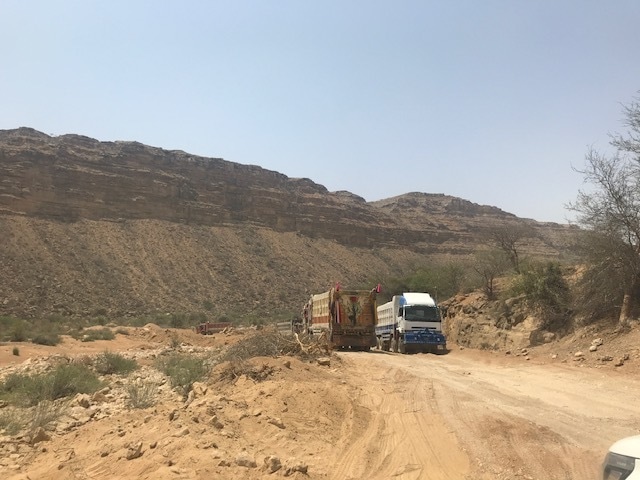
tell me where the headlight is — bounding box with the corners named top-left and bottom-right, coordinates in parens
top-left (602, 451), bottom-right (635, 479)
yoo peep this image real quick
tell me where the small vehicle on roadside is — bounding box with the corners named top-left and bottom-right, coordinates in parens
top-left (602, 435), bottom-right (640, 479)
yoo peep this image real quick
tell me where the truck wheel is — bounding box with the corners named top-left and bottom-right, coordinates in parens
top-left (391, 338), bottom-right (397, 353)
top-left (399, 341), bottom-right (406, 354)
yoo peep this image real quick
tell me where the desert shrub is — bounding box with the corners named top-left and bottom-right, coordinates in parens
top-left (510, 262), bottom-right (570, 311)
top-left (10, 322), bottom-right (27, 342)
top-left (0, 364), bottom-right (103, 407)
top-left (81, 328), bottom-right (115, 342)
top-left (115, 327), bottom-right (129, 335)
top-left (169, 313), bottom-right (187, 328)
top-left (156, 353), bottom-right (207, 398)
top-left (0, 401), bottom-right (67, 436)
top-left (30, 400), bottom-right (68, 432)
top-left (12, 347), bottom-right (19, 356)
top-left (169, 334), bottom-right (181, 349)
top-left (31, 333), bottom-right (62, 346)
top-left (189, 312), bottom-right (208, 324)
top-left (125, 317), bottom-right (149, 327)
top-left (509, 262), bottom-right (571, 330)
top-left (94, 351), bottom-right (137, 375)
top-left (0, 409), bottom-right (24, 435)
top-left (218, 327), bottom-right (326, 364)
top-left (126, 382), bottom-right (157, 409)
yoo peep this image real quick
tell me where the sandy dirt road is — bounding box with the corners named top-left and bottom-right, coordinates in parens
top-left (332, 349), bottom-right (640, 480)
top-left (2, 329), bottom-right (640, 480)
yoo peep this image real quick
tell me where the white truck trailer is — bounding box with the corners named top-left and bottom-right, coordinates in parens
top-left (376, 292), bottom-right (446, 354)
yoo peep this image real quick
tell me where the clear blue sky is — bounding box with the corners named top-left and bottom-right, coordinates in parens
top-left (2, 1), bottom-right (639, 223)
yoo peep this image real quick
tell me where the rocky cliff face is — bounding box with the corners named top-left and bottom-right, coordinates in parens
top-left (0, 128), bottom-right (578, 320)
top-left (0, 128), bottom-right (575, 254)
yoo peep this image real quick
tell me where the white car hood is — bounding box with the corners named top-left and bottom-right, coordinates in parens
top-left (610, 435), bottom-right (640, 459)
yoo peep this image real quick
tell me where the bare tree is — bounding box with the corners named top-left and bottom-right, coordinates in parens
top-left (568, 94), bottom-right (640, 326)
top-left (486, 224), bottom-right (534, 273)
top-left (472, 248), bottom-right (510, 300)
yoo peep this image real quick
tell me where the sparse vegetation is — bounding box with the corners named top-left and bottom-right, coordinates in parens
top-left (29, 400), bottom-right (68, 432)
top-left (94, 351), bottom-right (137, 375)
top-left (80, 328), bottom-right (116, 342)
top-left (569, 94), bottom-right (640, 325)
top-left (472, 249), bottom-right (511, 299)
top-left (0, 364), bottom-right (103, 407)
top-left (31, 333), bottom-right (62, 346)
top-left (12, 346), bottom-right (19, 356)
top-left (126, 382), bottom-right (157, 409)
top-left (169, 334), bottom-right (181, 349)
top-left (219, 327), bottom-right (328, 364)
top-left (510, 262), bottom-right (570, 311)
top-left (0, 400), bottom-right (67, 436)
top-left (10, 329), bottom-right (28, 342)
top-left (156, 353), bottom-right (207, 398)
top-left (0, 408), bottom-right (23, 435)
top-left (9, 320), bottom-right (27, 342)
top-left (381, 260), bottom-right (477, 302)
top-left (203, 300), bottom-right (214, 311)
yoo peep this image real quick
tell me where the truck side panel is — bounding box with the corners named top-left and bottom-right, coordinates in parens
top-left (309, 291), bottom-right (331, 334)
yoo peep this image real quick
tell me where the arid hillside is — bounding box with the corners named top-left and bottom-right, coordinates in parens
top-left (0, 127), bottom-right (578, 322)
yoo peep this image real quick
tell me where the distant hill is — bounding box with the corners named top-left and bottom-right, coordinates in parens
top-left (0, 128), bottom-right (578, 321)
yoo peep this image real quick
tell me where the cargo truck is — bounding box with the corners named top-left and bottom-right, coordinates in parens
top-left (376, 292), bottom-right (446, 354)
top-left (302, 284), bottom-right (379, 350)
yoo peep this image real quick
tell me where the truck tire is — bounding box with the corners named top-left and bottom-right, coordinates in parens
top-left (399, 341), bottom-right (406, 354)
top-left (391, 338), bottom-right (398, 353)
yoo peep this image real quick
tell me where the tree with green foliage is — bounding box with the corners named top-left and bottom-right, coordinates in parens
top-left (382, 260), bottom-right (471, 302)
top-left (510, 262), bottom-right (570, 328)
top-left (568, 94), bottom-right (640, 326)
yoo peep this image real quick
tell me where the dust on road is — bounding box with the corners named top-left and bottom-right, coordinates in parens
top-left (2, 328), bottom-right (639, 480)
top-left (334, 349), bottom-right (640, 480)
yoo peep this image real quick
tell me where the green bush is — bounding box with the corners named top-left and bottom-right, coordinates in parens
top-left (81, 328), bottom-right (115, 342)
top-left (510, 262), bottom-right (570, 311)
top-left (0, 364), bottom-right (103, 407)
top-left (0, 409), bottom-right (24, 435)
top-left (156, 353), bottom-right (207, 398)
top-left (169, 314), bottom-right (187, 328)
top-left (94, 351), bottom-right (137, 375)
top-left (12, 347), bottom-right (19, 356)
top-left (31, 334), bottom-right (62, 346)
top-left (10, 322), bottom-right (27, 342)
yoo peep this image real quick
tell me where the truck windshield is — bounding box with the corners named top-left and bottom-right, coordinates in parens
top-left (404, 306), bottom-right (440, 322)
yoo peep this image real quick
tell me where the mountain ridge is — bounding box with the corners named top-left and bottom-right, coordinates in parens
top-left (0, 127), bottom-right (577, 321)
